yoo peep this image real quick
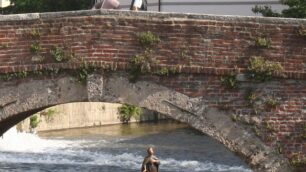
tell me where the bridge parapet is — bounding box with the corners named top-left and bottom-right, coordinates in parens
top-left (0, 10), bottom-right (306, 78)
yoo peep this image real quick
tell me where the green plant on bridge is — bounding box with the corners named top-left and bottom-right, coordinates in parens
top-left (0, 68), bottom-right (63, 81)
top-left (30, 42), bottom-right (42, 54)
top-left (118, 104), bottom-right (142, 124)
top-left (129, 49), bottom-right (156, 82)
top-left (276, 142), bottom-right (283, 154)
top-left (0, 43), bottom-right (8, 49)
top-left (265, 96), bottom-right (280, 109)
top-left (301, 123), bottom-right (306, 139)
top-left (255, 37), bottom-right (271, 48)
top-left (0, 65), bottom-right (97, 84)
top-left (179, 47), bottom-right (192, 64)
top-left (154, 66), bottom-right (178, 76)
top-left (75, 63), bottom-right (96, 84)
top-left (221, 74), bottom-right (239, 89)
top-left (155, 67), bottom-right (170, 76)
top-left (29, 29), bottom-right (41, 39)
top-left (50, 46), bottom-right (73, 62)
top-left (0, 71), bottom-right (28, 81)
top-left (29, 115), bottom-right (40, 129)
top-left (129, 31), bottom-right (161, 82)
top-left (245, 89), bottom-right (258, 107)
top-left (253, 126), bottom-right (261, 137)
top-left (298, 26), bottom-right (306, 38)
top-left (137, 31), bottom-right (160, 48)
top-left (290, 153), bottom-right (306, 167)
top-left (264, 121), bottom-right (277, 133)
top-left (230, 114), bottom-right (240, 122)
top-left (248, 56), bottom-right (283, 82)
top-left (50, 47), bottom-right (65, 62)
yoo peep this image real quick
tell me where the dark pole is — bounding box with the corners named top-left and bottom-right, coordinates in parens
top-left (158, 0), bottom-right (161, 12)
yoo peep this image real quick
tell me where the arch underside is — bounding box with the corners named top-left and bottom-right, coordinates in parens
top-left (0, 72), bottom-right (291, 172)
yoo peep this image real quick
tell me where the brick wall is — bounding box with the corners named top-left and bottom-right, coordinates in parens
top-left (0, 10), bottom-right (305, 166)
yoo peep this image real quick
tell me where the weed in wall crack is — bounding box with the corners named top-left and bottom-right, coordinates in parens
top-left (298, 26), bottom-right (306, 39)
top-left (129, 49), bottom-right (156, 82)
top-left (137, 31), bottom-right (160, 48)
top-left (50, 46), bottom-right (74, 62)
top-left (265, 96), bottom-right (280, 109)
top-left (27, 29), bottom-right (41, 39)
top-left (30, 42), bottom-right (42, 54)
top-left (0, 43), bottom-right (8, 49)
top-left (248, 56), bottom-right (283, 82)
top-left (255, 37), bottom-right (271, 48)
top-left (74, 63), bottom-right (97, 84)
top-left (221, 74), bottom-right (239, 89)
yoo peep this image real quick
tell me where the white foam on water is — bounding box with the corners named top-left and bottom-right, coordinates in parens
top-left (0, 127), bottom-right (79, 153)
top-left (0, 127), bottom-right (252, 172)
top-left (161, 158), bottom-right (252, 172)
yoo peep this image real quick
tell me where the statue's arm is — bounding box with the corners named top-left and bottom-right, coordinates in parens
top-left (141, 157), bottom-right (149, 172)
top-left (152, 156), bottom-right (160, 164)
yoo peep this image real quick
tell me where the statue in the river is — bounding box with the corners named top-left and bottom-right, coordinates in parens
top-left (141, 147), bottom-right (160, 172)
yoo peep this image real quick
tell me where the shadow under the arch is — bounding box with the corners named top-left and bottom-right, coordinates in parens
top-left (0, 106), bottom-right (49, 136)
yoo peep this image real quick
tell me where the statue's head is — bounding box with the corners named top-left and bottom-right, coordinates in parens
top-left (147, 147), bottom-right (154, 155)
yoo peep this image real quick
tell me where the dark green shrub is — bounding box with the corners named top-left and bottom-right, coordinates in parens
top-left (118, 104), bottom-right (142, 123)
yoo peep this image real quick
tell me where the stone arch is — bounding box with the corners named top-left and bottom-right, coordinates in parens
top-left (0, 72), bottom-right (291, 172)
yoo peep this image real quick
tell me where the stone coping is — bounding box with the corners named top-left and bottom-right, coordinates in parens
top-left (0, 9), bottom-right (306, 25)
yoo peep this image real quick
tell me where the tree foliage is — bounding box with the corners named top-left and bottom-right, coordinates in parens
top-left (1, 0), bottom-right (93, 14)
top-left (253, 0), bottom-right (306, 18)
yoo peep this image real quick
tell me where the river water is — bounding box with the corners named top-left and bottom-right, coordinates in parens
top-left (0, 121), bottom-right (252, 172)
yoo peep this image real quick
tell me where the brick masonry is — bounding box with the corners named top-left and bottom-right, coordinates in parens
top-left (0, 10), bottom-right (305, 170)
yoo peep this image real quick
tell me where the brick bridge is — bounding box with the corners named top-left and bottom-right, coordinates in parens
top-left (0, 10), bottom-right (305, 171)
